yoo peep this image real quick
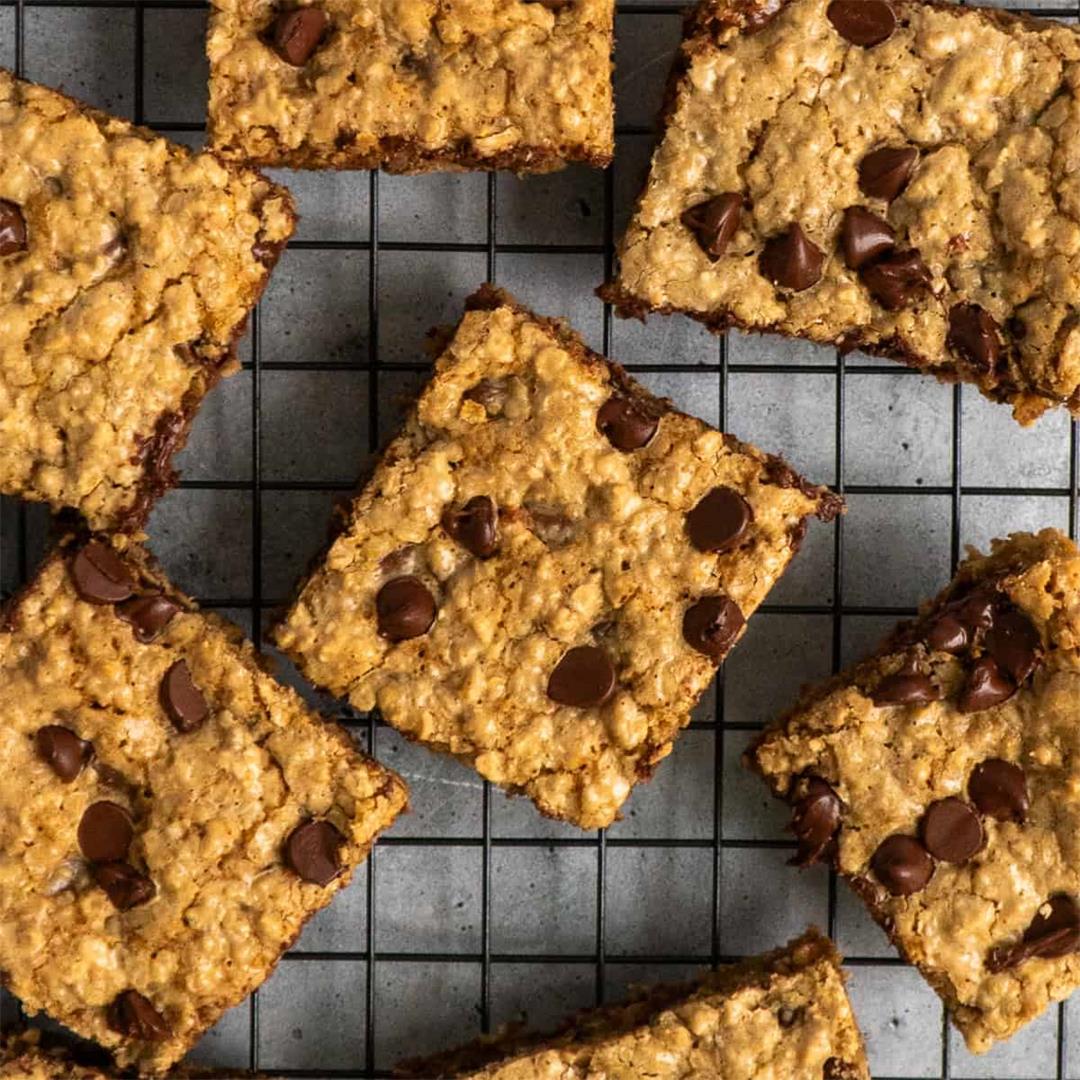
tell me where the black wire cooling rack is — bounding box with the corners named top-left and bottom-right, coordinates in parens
top-left (3, 1), bottom-right (1080, 1076)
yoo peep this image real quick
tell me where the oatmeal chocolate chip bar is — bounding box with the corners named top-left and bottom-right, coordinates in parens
top-left (275, 284), bottom-right (840, 830)
top-left (206, 0), bottom-right (614, 172)
top-left (398, 929), bottom-right (869, 1078)
top-left (749, 528), bottom-right (1080, 1051)
top-left (0, 69), bottom-right (295, 531)
top-left (0, 538), bottom-right (406, 1074)
top-left (600, 0), bottom-right (1080, 425)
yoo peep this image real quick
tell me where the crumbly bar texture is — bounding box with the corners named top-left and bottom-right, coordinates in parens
top-left (0, 1032), bottom-right (108, 1079)
top-left (750, 528), bottom-right (1080, 1051)
top-left (275, 284), bottom-right (840, 829)
top-left (0, 69), bottom-right (295, 530)
top-left (0, 538), bottom-right (407, 1074)
top-left (399, 929), bottom-right (869, 1079)
top-left (601, 0), bottom-right (1080, 425)
top-left (206, 0), bottom-right (614, 172)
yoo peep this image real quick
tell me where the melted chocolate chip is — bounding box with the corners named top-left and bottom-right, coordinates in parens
top-left (285, 819), bottom-right (345, 886)
top-left (920, 797), bottom-right (984, 864)
top-left (957, 656), bottom-right (1015, 714)
top-left (947, 303), bottom-right (1001, 373)
top-left (71, 542), bottom-right (136, 604)
top-left (35, 725), bottom-right (92, 782)
top-left (161, 661), bottom-right (210, 734)
top-left (117, 594), bottom-right (179, 643)
top-left (107, 991), bottom-right (170, 1041)
top-left (790, 777), bottom-right (842, 867)
top-left (860, 249), bottom-right (932, 310)
top-left (969, 758), bottom-right (1028, 823)
top-left (760, 224), bottom-right (825, 292)
top-left (682, 595), bottom-right (745, 661)
top-left (840, 206), bottom-right (895, 270)
top-left (93, 861), bottom-right (156, 910)
top-left (596, 395), bottom-right (659, 451)
top-left (547, 646), bottom-right (616, 707)
top-left (78, 801), bottom-right (134, 863)
top-left (926, 614), bottom-right (967, 653)
top-left (988, 895), bottom-right (1080, 972)
top-left (871, 834), bottom-right (934, 896)
top-left (858, 146), bottom-right (918, 201)
top-left (984, 608), bottom-right (1040, 684)
top-left (871, 670), bottom-right (940, 707)
top-left (826, 0), bottom-right (896, 45)
top-left (685, 487), bottom-right (753, 553)
top-left (0, 199), bottom-right (28, 256)
top-left (680, 193), bottom-right (744, 260)
top-left (271, 7), bottom-right (328, 65)
top-left (442, 496), bottom-right (498, 558)
top-left (376, 576), bottom-right (437, 642)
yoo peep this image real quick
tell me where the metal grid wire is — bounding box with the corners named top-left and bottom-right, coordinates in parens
top-left (3, 1), bottom-right (1080, 1077)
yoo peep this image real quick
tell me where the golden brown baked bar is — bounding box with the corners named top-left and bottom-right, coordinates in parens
top-left (0, 68), bottom-right (294, 531)
top-left (206, 0), bottom-right (614, 173)
top-left (398, 929), bottom-right (869, 1078)
top-left (601, 0), bottom-right (1080, 425)
top-left (0, 538), bottom-right (407, 1074)
top-left (750, 529), bottom-right (1080, 1051)
top-left (275, 284), bottom-right (840, 829)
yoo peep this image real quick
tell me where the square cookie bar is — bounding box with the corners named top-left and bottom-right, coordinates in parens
top-left (275, 284), bottom-right (840, 829)
top-left (601, 0), bottom-right (1080, 424)
top-left (750, 529), bottom-right (1080, 1051)
top-left (207, 0), bottom-right (614, 172)
top-left (0, 538), bottom-right (406, 1073)
top-left (399, 929), bottom-right (869, 1078)
top-left (0, 70), bottom-right (294, 530)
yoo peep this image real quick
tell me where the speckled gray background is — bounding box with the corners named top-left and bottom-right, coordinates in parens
top-left (2, 2), bottom-right (1080, 1076)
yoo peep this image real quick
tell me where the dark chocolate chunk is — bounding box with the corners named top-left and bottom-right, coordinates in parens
top-left (35, 725), bottom-right (92, 782)
top-left (71, 542), bottom-right (136, 605)
top-left (858, 146), bottom-right (918, 201)
top-left (680, 193), bottom-right (744, 260)
top-left (271, 7), bottom-right (328, 65)
top-left (860, 249), bottom-right (932, 310)
top-left (840, 206), bottom-right (895, 270)
top-left (920, 797), bottom-right (984, 863)
top-left (871, 670), bottom-right (940, 706)
top-left (969, 758), bottom-right (1028, 823)
top-left (161, 661), bottom-right (210, 734)
top-left (957, 656), bottom-right (1015, 713)
top-left (682, 595), bottom-right (745, 661)
top-left (790, 777), bottom-right (842, 867)
top-left (117, 594), bottom-right (179, 643)
top-left (442, 496), bottom-right (499, 558)
top-left (760, 224), bottom-right (825, 292)
top-left (870, 834), bottom-right (934, 896)
top-left (547, 645), bottom-right (616, 707)
top-left (685, 486), bottom-right (753, 553)
top-left (596, 395), bottom-right (659, 451)
top-left (376, 576), bottom-right (437, 642)
top-left (826, 0), bottom-right (896, 45)
top-left (107, 991), bottom-right (170, 1041)
top-left (0, 199), bottom-right (28, 256)
top-left (285, 819), bottom-right (345, 886)
top-left (988, 895), bottom-right (1080, 972)
top-left (78, 801), bottom-right (134, 863)
top-left (93, 861), bottom-right (156, 910)
top-left (984, 608), bottom-right (1040, 684)
top-left (947, 303), bottom-right (1001, 373)
top-left (926, 614), bottom-right (967, 653)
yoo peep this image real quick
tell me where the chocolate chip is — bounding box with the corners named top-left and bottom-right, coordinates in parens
top-left (988, 895), bottom-right (1080, 972)
top-left (686, 486), bottom-right (753, 553)
top-left (870, 834), bottom-right (934, 896)
top-left (117, 594), bottom-right (179, 643)
top-left (160, 661), bottom-right (209, 734)
top-left (78, 801), bottom-right (133, 863)
top-left (682, 595), bottom-right (745, 660)
top-left (681, 193), bottom-right (743, 260)
top-left (860, 250), bottom-right (932, 310)
top-left (547, 645), bottom-right (616, 707)
top-left (285, 820), bottom-right (345, 886)
top-left (871, 670), bottom-right (940, 706)
top-left (958, 657), bottom-right (1015, 713)
top-left (921, 797), bottom-right (984, 863)
top-left (442, 496), bottom-right (498, 558)
top-left (984, 608), bottom-right (1040, 684)
top-left (947, 303), bottom-right (1001, 373)
top-left (71, 542), bottom-right (136, 604)
top-left (826, 0), bottom-right (896, 45)
top-left (271, 7), bottom-right (328, 65)
top-left (858, 146), bottom-right (918, 201)
top-left (926, 614), bottom-right (967, 653)
top-left (969, 759), bottom-right (1029, 823)
top-left (107, 991), bottom-right (170, 1041)
top-left (0, 199), bottom-right (28, 256)
top-left (463, 378), bottom-right (508, 416)
top-left (596, 395), bottom-right (658, 451)
top-left (35, 725), bottom-right (92, 782)
top-left (790, 777), bottom-right (842, 867)
top-left (840, 206), bottom-right (895, 270)
top-left (376, 576), bottom-right (437, 642)
top-left (760, 224), bottom-right (825, 292)
top-left (93, 862), bottom-right (156, 910)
